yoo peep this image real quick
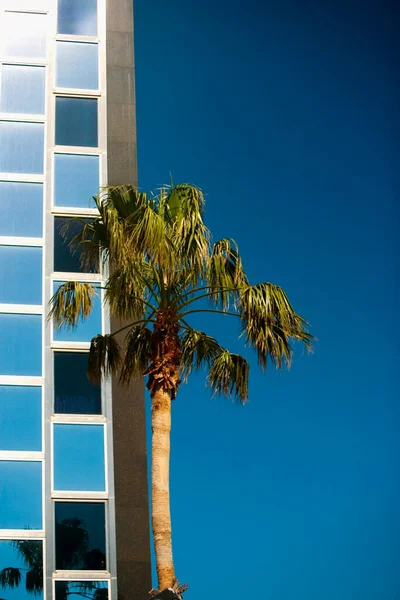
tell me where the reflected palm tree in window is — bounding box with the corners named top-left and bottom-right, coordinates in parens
top-left (0, 519), bottom-right (106, 600)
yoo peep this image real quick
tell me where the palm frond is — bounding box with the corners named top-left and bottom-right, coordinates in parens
top-left (0, 568), bottom-right (22, 589)
top-left (48, 282), bottom-right (97, 330)
top-left (102, 185), bottom-right (173, 268)
top-left (239, 282), bottom-right (314, 369)
top-left (207, 238), bottom-right (248, 308)
top-left (180, 329), bottom-right (223, 379)
top-left (88, 334), bottom-right (121, 383)
top-left (119, 326), bottom-right (153, 384)
top-left (167, 184), bottom-right (210, 282)
top-left (104, 262), bottom-right (152, 321)
top-left (208, 350), bottom-right (249, 403)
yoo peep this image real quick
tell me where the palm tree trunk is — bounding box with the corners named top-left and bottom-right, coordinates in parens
top-left (151, 386), bottom-right (175, 589)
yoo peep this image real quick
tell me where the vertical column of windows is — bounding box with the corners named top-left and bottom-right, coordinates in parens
top-left (0, 7), bottom-right (47, 600)
top-left (50, 2), bottom-right (110, 600)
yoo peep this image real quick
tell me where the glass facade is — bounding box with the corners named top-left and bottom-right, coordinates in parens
top-left (0, 2), bottom-right (119, 599)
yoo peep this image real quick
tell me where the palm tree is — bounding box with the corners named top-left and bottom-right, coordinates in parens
top-left (49, 183), bottom-right (314, 595)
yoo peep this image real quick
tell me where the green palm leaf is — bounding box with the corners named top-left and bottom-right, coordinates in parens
top-left (239, 282), bottom-right (313, 368)
top-left (88, 334), bottom-right (121, 382)
top-left (49, 282), bottom-right (96, 330)
top-left (207, 238), bottom-right (248, 308)
top-left (119, 326), bottom-right (152, 384)
top-left (208, 350), bottom-right (249, 403)
top-left (180, 329), bottom-right (223, 379)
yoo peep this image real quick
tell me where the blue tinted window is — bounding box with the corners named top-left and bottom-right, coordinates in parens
top-left (54, 424), bottom-right (105, 491)
top-left (56, 42), bottom-right (98, 90)
top-left (54, 154), bottom-right (98, 208)
top-left (55, 502), bottom-right (106, 570)
top-left (1, 65), bottom-right (45, 115)
top-left (55, 97), bottom-right (98, 147)
top-left (53, 282), bottom-right (101, 343)
top-left (0, 314), bottom-right (42, 376)
top-left (4, 12), bottom-right (47, 59)
top-left (0, 386), bottom-right (42, 451)
top-left (0, 246), bottom-right (42, 304)
top-left (55, 582), bottom-right (107, 600)
top-left (0, 540), bottom-right (43, 600)
top-left (0, 182), bottom-right (43, 237)
top-left (54, 217), bottom-right (97, 273)
top-left (58, 0), bottom-right (97, 36)
top-left (0, 461), bottom-right (42, 529)
top-left (0, 121), bottom-right (44, 174)
top-left (54, 352), bottom-right (101, 414)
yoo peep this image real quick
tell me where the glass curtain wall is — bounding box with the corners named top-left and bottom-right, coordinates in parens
top-left (0, 2), bottom-right (114, 599)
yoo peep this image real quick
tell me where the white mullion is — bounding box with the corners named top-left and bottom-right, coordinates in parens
top-left (54, 571), bottom-right (110, 580)
top-left (0, 172), bottom-right (44, 182)
top-left (0, 529), bottom-right (45, 539)
top-left (51, 272), bottom-right (103, 282)
top-left (0, 304), bottom-right (43, 314)
top-left (55, 34), bottom-right (100, 43)
top-left (52, 207), bottom-right (99, 217)
top-left (54, 145), bottom-right (100, 155)
top-left (0, 450), bottom-right (44, 460)
top-left (0, 236), bottom-right (43, 246)
top-left (51, 491), bottom-right (108, 500)
top-left (0, 112), bottom-right (46, 122)
top-left (51, 341), bottom-right (91, 351)
top-left (0, 375), bottom-right (43, 385)
top-left (4, 8), bottom-right (48, 14)
top-left (52, 414), bottom-right (106, 424)
top-left (0, 58), bottom-right (48, 66)
top-left (54, 88), bottom-right (101, 97)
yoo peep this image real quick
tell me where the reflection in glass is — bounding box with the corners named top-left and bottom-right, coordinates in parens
top-left (56, 42), bottom-right (98, 90)
top-left (0, 121), bottom-right (44, 174)
top-left (54, 154), bottom-right (98, 208)
top-left (57, 0), bottom-right (97, 36)
top-left (55, 502), bottom-right (106, 570)
top-left (4, 12), bottom-right (47, 59)
top-left (55, 98), bottom-right (98, 147)
top-left (0, 314), bottom-right (42, 376)
top-left (0, 462), bottom-right (42, 529)
top-left (54, 424), bottom-right (105, 491)
top-left (53, 282), bottom-right (101, 343)
top-left (54, 217), bottom-right (97, 273)
top-left (55, 581), bottom-right (108, 600)
top-left (0, 65), bottom-right (46, 115)
top-left (54, 352), bottom-right (101, 414)
top-left (0, 182), bottom-right (43, 237)
top-left (0, 540), bottom-right (43, 600)
top-left (0, 386), bottom-right (42, 451)
top-left (0, 246), bottom-right (42, 304)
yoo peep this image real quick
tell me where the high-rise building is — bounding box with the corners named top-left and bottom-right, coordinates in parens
top-left (0, 2), bottom-right (151, 600)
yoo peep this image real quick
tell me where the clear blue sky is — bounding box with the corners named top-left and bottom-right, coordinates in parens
top-left (134, 1), bottom-right (399, 597)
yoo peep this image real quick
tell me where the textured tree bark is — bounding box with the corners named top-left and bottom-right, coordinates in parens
top-left (151, 386), bottom-right (175, 590)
